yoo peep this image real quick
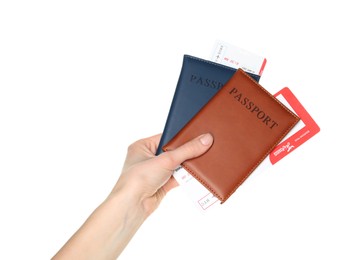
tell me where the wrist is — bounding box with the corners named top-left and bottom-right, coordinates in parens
top-left (106, 186), bottom-right (148, 224)
top-left (86, 188), bottom-right (148, 258)
top-left (109, 179), bottom-right (158, 219)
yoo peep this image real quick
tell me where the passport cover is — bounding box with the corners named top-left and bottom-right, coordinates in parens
top-left (156, 55), bottom-right (260, 155)
top-left (162, 69), bottom-right (300, 203)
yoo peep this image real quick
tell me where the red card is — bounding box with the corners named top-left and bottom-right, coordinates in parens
top-left (270, 87), bottom-right (320, 164)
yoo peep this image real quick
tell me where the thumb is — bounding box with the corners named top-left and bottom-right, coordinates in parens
top-left (160, 133), bottom-right (214, 170)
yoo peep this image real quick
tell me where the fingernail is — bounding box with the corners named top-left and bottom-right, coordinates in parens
top-left (199, 133), bottom-right (213, 146)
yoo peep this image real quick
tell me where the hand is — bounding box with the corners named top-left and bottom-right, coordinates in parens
top-left (110, 132), bottom-right (214, 215)
top-left (52, 133), bottom-right (213, 259)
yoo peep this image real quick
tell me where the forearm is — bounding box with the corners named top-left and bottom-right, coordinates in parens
top-left (52, 190), bottom-right (147, 260)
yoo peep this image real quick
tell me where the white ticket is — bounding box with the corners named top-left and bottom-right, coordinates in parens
top-left (210, 40), bottom-right (267, 76)
top-left (173, 166), bottom-right (220, 212)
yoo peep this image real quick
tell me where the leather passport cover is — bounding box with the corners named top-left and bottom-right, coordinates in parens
top-left (156, 55), bottom-right (260, 155)
top-left (162, 69), bottom-right (300, 203)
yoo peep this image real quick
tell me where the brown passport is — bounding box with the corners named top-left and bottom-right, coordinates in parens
top-left (162, 69), bottom-right (300, 203)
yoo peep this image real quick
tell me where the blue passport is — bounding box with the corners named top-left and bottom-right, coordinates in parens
top-left (156, 55), bottom-right (261, 155)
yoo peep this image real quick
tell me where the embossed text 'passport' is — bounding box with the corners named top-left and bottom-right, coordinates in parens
top-left (163, 69), bottom-right (300, 203)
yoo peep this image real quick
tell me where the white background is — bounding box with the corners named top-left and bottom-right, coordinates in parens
top-left (0, 1), bottom-right (347, 259)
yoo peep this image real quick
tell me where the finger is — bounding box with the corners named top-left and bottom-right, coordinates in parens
top-left (129, 133), bottom-right (162, 155)
top-left (142, 133), bottom-right (162, 154)
top-left (162, 176), bottom-right (179, 194)
top-left (159, 133), bottom-right (213, 170)
top-left (123, 134), bottom-right (163, 169)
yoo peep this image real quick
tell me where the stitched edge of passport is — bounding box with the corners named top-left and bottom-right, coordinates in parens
top-left (184, 55), bottom-right (261, 83)
top-left (184, 54), bottom-right (241, 74)
top-left (162, 146), bottom-right (225, 202)
top-left (224, 116), bottom-right (299, 203)
top-left (181, 163), bottom-right (225, 202)
top-left (173, 70), bottom-right (300, 203)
